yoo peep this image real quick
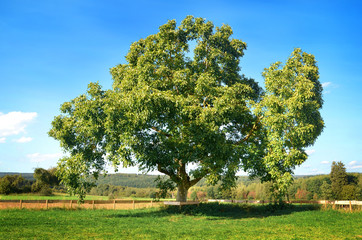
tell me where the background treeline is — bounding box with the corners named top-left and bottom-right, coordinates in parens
top-left (95, 174), bottom-right (159, 188)
top-left (0, 168), bottom-right (61, 195)
top-left (86, 161), bottom-right (362, 201)
top-left (189, 162), bottom-right (362, 201)
top-left (1, 162), bottom-right (362, 200)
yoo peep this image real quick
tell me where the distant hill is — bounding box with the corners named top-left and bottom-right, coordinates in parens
top-left (0, 172), bottom-right (34, 180)
top-left (2, 172), bottom-right (339, 189)
top-left (95, 173), bottom-right (161, 188)
top-left (95, 174), bottom-right (266, 188)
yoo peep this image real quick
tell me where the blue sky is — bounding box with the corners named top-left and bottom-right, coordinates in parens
top-left (1, 0), bottom-right (361, 175)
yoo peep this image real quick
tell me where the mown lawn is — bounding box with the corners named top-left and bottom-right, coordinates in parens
top-left (0, 203), bottom-right (361, 239)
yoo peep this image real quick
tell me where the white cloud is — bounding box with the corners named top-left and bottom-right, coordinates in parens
top-left (349, 165), bottom-right (362, 170)
top-left (322, 82), bottom-right (332, 88)
top-left (26, 153), bottom-right (63, 163)
top-left (347, 161), bottom-right (362, 170)
top-left (0, 112), bottom-right (37, 137)
top-left (14, 136), bottom-right (33, 143)
top-left (348, 161), bottom-right (357, 166)
top-left (321, 161), bottom-right (330, 164)
top-left (0, 137), bottom-right (5, 143)
top-left (305, 149), bottom-right (315, 155)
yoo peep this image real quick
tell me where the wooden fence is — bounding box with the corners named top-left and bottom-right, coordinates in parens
top-left (207, 199), bottom-right (362, 211)
top-left (1, 199), bottom-right (361, 211)
top-left (0, 199), bottom-right (162, 210)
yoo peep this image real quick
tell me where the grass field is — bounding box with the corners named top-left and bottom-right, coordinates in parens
top-left (1, 203), bottom-right (361, 239)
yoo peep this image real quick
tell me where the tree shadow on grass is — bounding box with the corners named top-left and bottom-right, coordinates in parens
top-left (107, 202), bottom-right (321, 220)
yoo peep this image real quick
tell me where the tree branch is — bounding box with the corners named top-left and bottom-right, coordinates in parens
top-left (158, 163), bottom-right (181, 183)
top-left (151, 127), bottom-right (172, 138)
top-left (203, 97), bottom-right (208, 108)
top-left (157, 163), bottom-right (172, 176)
top-left (236, 116), bottom-right (263, 145)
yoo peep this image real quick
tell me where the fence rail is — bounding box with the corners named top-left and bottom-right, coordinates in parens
top-left (1, 199), bottom-right (361, 210)
top-left (0, 199), bottom-right (162, 210)
top-left (207, 199), bottom-right (362, 205)
top-left (207, 199), bottom-right (362, 212)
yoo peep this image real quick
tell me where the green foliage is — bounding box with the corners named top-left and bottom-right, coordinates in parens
top-left (33, 168), bottom-right (60, 187)
top-left (95, 173), bottom-right (160, 188)
top-left (0, 169), bottom-right (63, 196)
top-left (330, 161), bottom-right (348, 200)
top-left (340, 185), bottom-right (358, 200)
top-left (32, 168), bottom-right (61, 196)
top-left (320, 181), bottom-right (333, 200)
top-left (0, 172), bottom-right (34, 180)
top-left (256, 49), bottom-right (324, 200)
top-left (190, 191), bottom-right (198, 201)
top-left (0, 175), bottom-right (31, 194)
top-left (49, 16), bottom-right (324, 202)
top-left (88, 184), bottom-right (158, 199)
top-left (154, 176), bottom-right (176, 199)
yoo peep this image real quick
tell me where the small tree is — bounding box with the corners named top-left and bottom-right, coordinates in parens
top-left (330, 161), bottom-right (348, 200)
top-left (341, 185), bottom-right (357, 200)
top-left (295, 189), bottom-right (310, 200)
top-left (206, 186), bottom-right (216, 199)
top-left (32, 168), bottom-right (60, 195)
top-left (0, 176), bottom-right (12, 194)
top-left (320, 180), bottom-right (333, 200)
top-left (190, 191), bottom-right (198, 201)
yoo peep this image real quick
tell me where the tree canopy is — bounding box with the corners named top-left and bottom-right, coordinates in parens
top-left (49, 16), bottom-right (324, 201)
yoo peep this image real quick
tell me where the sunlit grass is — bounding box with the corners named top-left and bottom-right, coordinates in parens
top-left (1, 204), bottom-right (361, 239)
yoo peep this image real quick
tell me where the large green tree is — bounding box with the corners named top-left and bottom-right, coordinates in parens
top-left (49, 16), bottom-right (324, 202)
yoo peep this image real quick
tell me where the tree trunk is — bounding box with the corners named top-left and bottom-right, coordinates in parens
top-left (176, 184), bottom-right (189, 202)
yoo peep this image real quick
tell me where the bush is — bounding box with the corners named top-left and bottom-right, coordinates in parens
top-left (0, 177), bottom-right (12, 194)
top-left (341, 185), bottom-right (357, 200)
top-left (0, 175), bottom-right (31, 194)
top-left (190, 191), bottom-right (198, 201)
top-left (39, 185), bottom-right (52, 196)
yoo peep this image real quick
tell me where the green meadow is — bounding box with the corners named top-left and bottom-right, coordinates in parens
top-left (1, 204), bottom-right (361, 240)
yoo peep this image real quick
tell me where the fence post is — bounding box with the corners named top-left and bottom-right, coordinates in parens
top-left (349, 201), bottom-right (352, 212)
top-left (70, 200), bottom-right (72, 209)
top-left (92, 200), bottom-right (95, 210)
top-left (113, 199), bottom-right (116, 210)
top-left (151, 200), bottom-right (153, 208)
top-left (19, 200), bottom-right (22, 209)
top-left (46, 199), bottom-right (48, 209)
top-left (133, 200), bottom-right (135, 210)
